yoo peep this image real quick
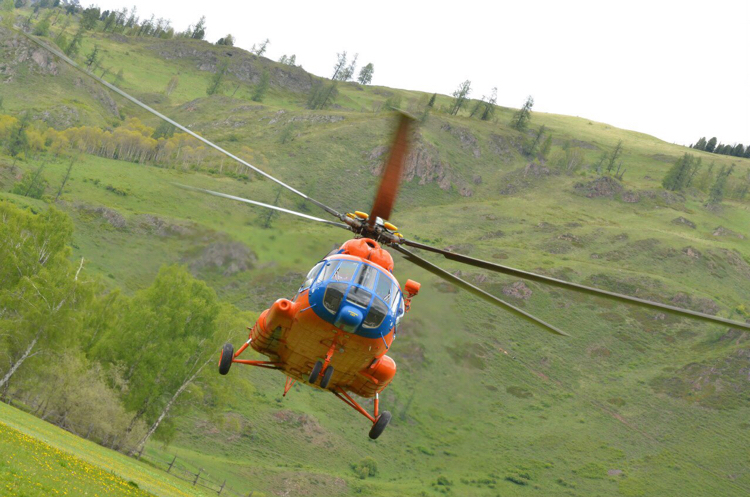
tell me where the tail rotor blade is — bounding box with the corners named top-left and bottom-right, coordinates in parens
top-left (400, 239), bottom-right (750, 331)
top-left (369, 113), bottom-right (414, 227)
top-left (392, 245), bottom-right (570, 337)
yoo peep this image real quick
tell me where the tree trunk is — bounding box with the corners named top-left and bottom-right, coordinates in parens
top-left (129, 360), bottom-right (208, 456)
top-left (0, 334), bottom-right (39, 389)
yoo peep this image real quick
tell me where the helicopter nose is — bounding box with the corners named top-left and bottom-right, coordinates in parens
top-left (335, 305), bottom-right (363, 332)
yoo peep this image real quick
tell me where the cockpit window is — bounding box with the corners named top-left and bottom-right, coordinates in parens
top-left (319, 261), bottom-right (337, 282)
top-left (323, 282), bottom-right (347, 313)
top-left (375, 274), bottom-right (394, 304)
top-left (301, 262), bottom-right (324, 290)
top-left (332, 261), bottom-right (358, 282)
top-left (346, 286), bottom-right (372, 308)
top-left (354, 264), bottom-right (378, 289)
top-left (363, 298), bottom-right (388, 328)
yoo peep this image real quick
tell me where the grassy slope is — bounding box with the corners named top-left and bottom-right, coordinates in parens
top-left (0, 402), bottom-right (216, 497)
top-left (2, 17), bottom-right (750, 497)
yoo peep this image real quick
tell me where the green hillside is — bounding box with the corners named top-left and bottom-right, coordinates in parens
top-left (1, 5), bottom-right (750, 497)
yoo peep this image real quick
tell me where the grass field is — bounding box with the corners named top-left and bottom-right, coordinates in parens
top-left (1, 10), bottom-right (750, 496)
top-left (0, 402), bottom-right (218, 497)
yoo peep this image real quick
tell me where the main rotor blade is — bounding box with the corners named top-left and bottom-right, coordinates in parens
top-left (176, 184), bottom-right (352, 229)
top-left (401, 239), bottom-right (750, 331)
top-left (20, 30), bottom-right (343, 221)
top-left (392, 245), bottom-right (569, 337)
top-left (369, 113), bottom-right (414, 227)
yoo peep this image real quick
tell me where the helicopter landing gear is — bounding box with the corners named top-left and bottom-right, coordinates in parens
top-left (218, 343), bottom-right (233, 375)
top-left (309, 360), bottom-right (323, 383)
top-left (320, 366), bottom-right (334, 389)
top-left (333, 390), bottom-right (391, 439)
top-left (369, 411), bottom-right (392, 440)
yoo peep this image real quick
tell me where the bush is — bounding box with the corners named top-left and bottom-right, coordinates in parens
top-left (351, 457), bottom-right (378, 479)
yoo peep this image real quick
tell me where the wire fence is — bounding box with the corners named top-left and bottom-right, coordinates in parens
top-left (138, 450), bottom-right (254, 497)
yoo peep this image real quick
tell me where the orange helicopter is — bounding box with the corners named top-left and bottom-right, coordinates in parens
top-left (31, 34), bottom-right (750, 439)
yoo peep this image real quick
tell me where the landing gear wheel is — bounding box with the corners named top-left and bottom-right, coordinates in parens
top-left (368, 411), bottom-right (392, 440)
top-left (218, 343), bottom-right (233, 375)
top-left (320, 366), bottom-right (334, 389)
top-left (308, 360), bottom-right (323, 384)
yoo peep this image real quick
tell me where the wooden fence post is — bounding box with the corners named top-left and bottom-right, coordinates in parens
top-left (167, 455), bottom-right (176, 473)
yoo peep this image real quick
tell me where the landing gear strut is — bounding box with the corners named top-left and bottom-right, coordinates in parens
top-left (333, 390), bottom-right (391, 439)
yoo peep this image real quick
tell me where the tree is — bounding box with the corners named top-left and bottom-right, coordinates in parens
top-left (80, 7), bottom-right (100, 30)
top-left (340, 53), bottom-right (358, 81)
top-left (65, 25), bottom-right (84, 57)
top-left (6, 114), bottom-right (30, 158)
top-left (427, 93), bottom-right (437, 108)
top-left (510, 95), bottom-right (534, 132)
top-left (692, 137), bottom-right (707, 151)
top-left (731, 143), bottom-right (745, 157)
top-left (206, 59), bottom-right (229, 96)
top-left (707, 164), bottom-right (734, 205)
top-left (55, 157), bottom-right (75, 201)
top-left (357, 63), bottom-right (374, 85)
top-left (251, 70), bottom-right (270, 102)
top-left (524, 125), bottom-right (546, 157)
top-left (216, 34), bottom-right (234, 46)
top-left (480, 87), bottom-right (497, 121)
top-left (540, 134), bottom-right (552, 160)
top-left (32, 11), bottom-right (52, 36)
top-left (165, 75), bottom-right (179, 96)
top-left (705, 137), bottom-right (717, 153)
top-left (662, 153), bottom-right (694, 191)
top-left (253, 38), bottom-right (270, 56)
top-left (84, 45), bottom-right (99, 69)
top-left (331, 51), bottom-right (347, 80)
top-left (190, 16), bottom-right (206, 39)
top-left (92, 266), bottom-right (221, 453)
top-left (307, 80), bottom-right (338, 110)
top-left (450, 80), bottom-right (471, 116)
top-left (11, 164), bottom-right (48, 199)
top-left (606, 140), bottom-right (623, 174)
top-left (0, 206), bottom-right (81, 391)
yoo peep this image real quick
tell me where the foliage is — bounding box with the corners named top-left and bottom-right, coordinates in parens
top-left (357, 62), bottom-right (374, 85)
top-left (251, 70), bottom-right (270, 102)
top-left (351, 457), bottom-right (378, 479)
top-left (10, 165), bottom-right (48, 198)
top-left (510, 95), bottom-right (534, 131)
top-left (206, 59), bottom-right (229, 96)
top-left (450, 80), bottom-right (471, 116)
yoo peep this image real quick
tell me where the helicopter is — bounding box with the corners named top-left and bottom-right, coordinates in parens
top-left (27, 33), bottom-right (750, 440)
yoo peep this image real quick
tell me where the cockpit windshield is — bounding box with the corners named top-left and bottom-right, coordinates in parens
top-left (309, 258), bottom-right (402, 335)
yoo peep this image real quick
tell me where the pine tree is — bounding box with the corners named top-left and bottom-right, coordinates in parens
top-left (510, 95), bottom-right (534, 132)
top-left (206, 59), bottom-right (229, 96)
top-left (606, 140), bottom-right (624, 174)
top-left (540, 134), bottom-right (552, 160)
top-left (450, 80), bottom-right (471, 116)
top-left (705, 137), bottom-right (717, 153)
top-left (84, 45), bottom-right (99, 69)
top-left (707, 164), bottom-right (734, 205)
top-left (480, 87), bottom-right (497, 121)
top-left (427, 93), bottom-right (437, 108)
top-left (662, 153), bottom-right (694, 191)
top-left (251, 70), bottom-right (270, 102)
top-left (693, 137), bottom-right (707, 150)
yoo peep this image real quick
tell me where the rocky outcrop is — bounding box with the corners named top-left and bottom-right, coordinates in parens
top-left (0, 27), bottom-right (60, 82)
top-left (573, 176), bottom-right (623, 198)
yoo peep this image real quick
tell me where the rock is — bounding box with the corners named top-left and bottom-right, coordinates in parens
top-left (573, 176), bottom-right (623, 198)
top-left (712, 226), bottom-right (745, 239)
top-left (76, 204), bottom-right (127, 230)
top-left (189, 242), bottom-right (257, 276)
top-left (608, 469), bottom-right (623, 476)
top-left (672, 217), bottom-right (696, 229)
top-left (523, 162), bottom-right (550, 177)
top-left (502, 281), bottom-right (532, 300)
top-left (621, 190), bottom-right (640, 203)
top-left (441, 123), bottom-right (481, 158)
top-left (682, 247), bottom-right (701, 259)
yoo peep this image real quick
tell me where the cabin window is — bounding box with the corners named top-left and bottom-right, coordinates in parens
top-left (346, 286), bottom-right (372, 309)
top-left (319, 261), bottom-right (337, 282)
top-left (363, 298), bottom-right (388, 328)
top-left (354, 264), bottom-right (378, 289)
top-left (301, 261), bottom-right (324, 290)
top-left (375, 274), bottom-right (394, 304)
top-left (332, 261), bottom-right (358, 282)
top-left (323, 282), bottom-right (348, 313)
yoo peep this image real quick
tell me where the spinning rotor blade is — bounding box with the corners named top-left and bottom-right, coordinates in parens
top-left (176, 184), bottom-right (352, 229)
top-left (20, 30), bottom-right (343, 221)
top-left (392, 245), bottom-right (569, 336)
top-left (400, 239), bottom-right (750, 331)
top-left (369, 113), bottom-right (414, 227)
